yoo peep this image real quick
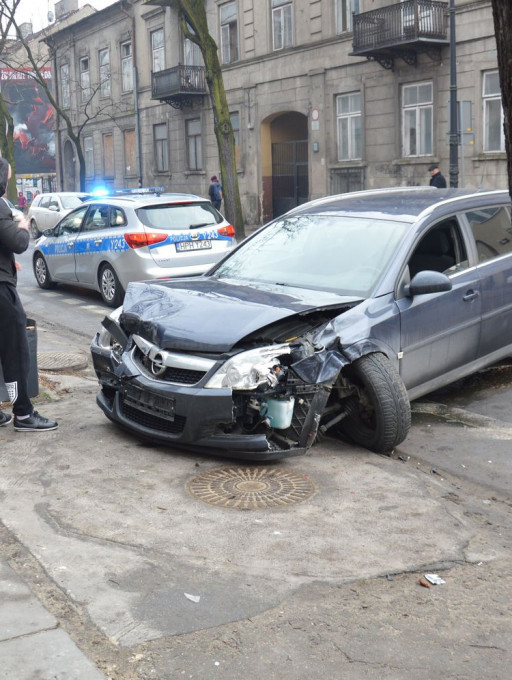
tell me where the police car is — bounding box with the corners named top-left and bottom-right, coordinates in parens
top-left (32, 189), bottom-right (236, 306)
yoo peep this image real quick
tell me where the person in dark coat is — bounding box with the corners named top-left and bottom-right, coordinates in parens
top-left (208, 175), bottom-right (223, 210)
top-left (0, 157), bottom-right (57, 431)
top-left (429, 164), bottom-right (447, 188)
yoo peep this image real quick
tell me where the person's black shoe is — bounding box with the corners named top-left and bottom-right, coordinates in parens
top-left (14, 411), bottom-right (58, 432)
top-left (0, 411), bottom-right (13, 427)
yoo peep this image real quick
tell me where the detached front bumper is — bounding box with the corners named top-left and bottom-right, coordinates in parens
top-left (91, 335), bottom-right (308, 460)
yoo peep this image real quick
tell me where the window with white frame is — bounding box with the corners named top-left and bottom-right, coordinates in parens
top-left (402, 82), bottom-right (433, 157)
top-left (483, 70), bottom-right (505, 153)
top-left (154, 123), bottom-right (169, 173)
top-left (60, 63), bottom-right (70, 108)
top-left (336, 0), bottom-right (360, 34)
top-left (336, 92), bottom-right (362, 160)
top-left (79, 56), bottom-right (91, 102)
top-left (151, 28), bottom-right (165, 72)
top-left (121, 41), bottom-right (133, 92)
top-left (99, 48), bottom-right (111, 97)
top-left (84, 136), bottom-right (94, 177)
top-left (220, 2), bottom-right (238, 64)
top-left (184, 37), bottom-right (202, 66)
top-left (272, 0), bottom-right (293, 50)
top-left (186, 119), bottom-right (202, 170)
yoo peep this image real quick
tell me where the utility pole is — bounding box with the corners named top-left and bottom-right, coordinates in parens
top-left (448, 0), bottom-right (459, 187)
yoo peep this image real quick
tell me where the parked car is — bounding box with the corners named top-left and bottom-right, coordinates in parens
top-left (27, 192), bottom-right (91, 238)
top-left (32, 191), bottom-right (236, 306)
top-left (4, 198), bottom-right (24, 222)
top-left (90, 187), bottom-right (512, 460)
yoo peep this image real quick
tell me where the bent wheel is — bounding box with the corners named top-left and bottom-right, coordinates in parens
top-left (33, 253), bottom-right (56, 290)
top-left (99, 264), bottom-right (124, 307)
top-left (336, 353), bottom-right (411, 453)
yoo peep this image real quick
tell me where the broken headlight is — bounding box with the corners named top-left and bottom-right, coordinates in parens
top-left (205, 344), bottom-right (291, 390)
top-left (97, 307), bottom-right (123, 351)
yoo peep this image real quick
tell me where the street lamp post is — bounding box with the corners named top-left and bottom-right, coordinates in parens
top-left (448, 0), bottom-right (459, 187)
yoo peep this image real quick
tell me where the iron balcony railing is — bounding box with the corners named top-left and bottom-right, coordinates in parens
top-left (352, 0), bottom-right (448, 55)
top-left (151, 64), bottom-right (206, 100)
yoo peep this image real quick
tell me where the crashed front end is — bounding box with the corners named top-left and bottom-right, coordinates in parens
top-left (90, 304), bottom-right (351, 461)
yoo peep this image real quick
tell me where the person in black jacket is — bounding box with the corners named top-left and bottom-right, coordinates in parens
top-left (428, 164), bottom-right (447, 188)
top-left (0, 157), bottom-right (57, 431)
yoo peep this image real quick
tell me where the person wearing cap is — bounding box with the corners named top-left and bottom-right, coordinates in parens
top-left (208, 175), bottom-right (223, 210)
top-left (0, 157), bottom-right (58, 432)
top-left (428, 164), bottom-right (447, 188)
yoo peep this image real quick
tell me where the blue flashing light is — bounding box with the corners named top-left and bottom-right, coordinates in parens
top-left (90, 187), bottom-right (110, 197)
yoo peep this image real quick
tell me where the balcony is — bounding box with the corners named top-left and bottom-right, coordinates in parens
top-left (151, 65), bottom-right (206, 109)
top-left (351, 0), bottom-right (448, 70)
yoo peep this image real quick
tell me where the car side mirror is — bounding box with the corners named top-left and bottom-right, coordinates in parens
top-left (404, 270), bottom-right (452, 297)
top-left (42, 228), bottom-right (54, 237)
top-left (48, 205), bottom-right (58, 212)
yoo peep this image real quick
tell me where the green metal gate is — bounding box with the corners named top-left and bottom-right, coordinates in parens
top-left (271, 140), bottom-right (308, 218)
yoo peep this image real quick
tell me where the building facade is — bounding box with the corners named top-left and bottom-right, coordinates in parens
top-left (47, 0), bottom-right (505, 224)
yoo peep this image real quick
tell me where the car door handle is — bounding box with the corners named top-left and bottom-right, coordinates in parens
top-left (67, 242), bottom-right (74, 248)
top-left (463, 290), bottom-right (479, 302)
top-left (94, 239), bottom-right (103, 246)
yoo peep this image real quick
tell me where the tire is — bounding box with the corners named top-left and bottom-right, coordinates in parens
top-left (99, 264), bottom-right (124, 307)
top-left (33, 253), bottom-right (56, 290)
top-left (335, 353), bottom-right (411, 453)
top-left (30, 219), bottom-right (41, 240)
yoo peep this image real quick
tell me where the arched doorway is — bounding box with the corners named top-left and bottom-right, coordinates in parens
top-left (63, 140), bottom-right (76, 191)
top-left (261, 112), bottom-right (308, 220)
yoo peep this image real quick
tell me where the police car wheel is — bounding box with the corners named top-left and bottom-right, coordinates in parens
top-left (33, 253), bottom-right (56, 290)
top-left (99, 264), bottom-right (124, 308)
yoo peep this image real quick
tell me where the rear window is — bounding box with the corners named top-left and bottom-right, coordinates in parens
top-left (137, 202), bottom-right (223, 230)
top-left (61, 195), bottom-right (89, 209)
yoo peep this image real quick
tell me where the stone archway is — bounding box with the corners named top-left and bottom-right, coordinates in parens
top-left (63, 140), bottom-right (76, 191)
top-left (261, 112), bottom-right (308, 220)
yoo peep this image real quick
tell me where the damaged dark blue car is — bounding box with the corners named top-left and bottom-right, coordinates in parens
top-left (90, 187), bottom-right (512, 459)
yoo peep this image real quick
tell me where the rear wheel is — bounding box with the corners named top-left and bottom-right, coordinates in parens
top-left (33, 253), bottom-right (56, 290)
top-left (333, 353), bottom-right (410, 453)
top-left (99, 264), bottom-right (124, 307)
top-left (30, 219), bottom-right (41, 239)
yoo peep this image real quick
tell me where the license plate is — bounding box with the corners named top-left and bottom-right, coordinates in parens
top-left (176, 239), bottom-right (212, 252)
top-left (124, 387), bottom-right (175, 420)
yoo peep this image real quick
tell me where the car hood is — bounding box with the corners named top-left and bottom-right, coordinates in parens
top-left (120, 277), bottom-right (362, 352)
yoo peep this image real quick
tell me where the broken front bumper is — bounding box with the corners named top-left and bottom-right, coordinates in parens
top-left (91, 334), bottom-right (314, 460)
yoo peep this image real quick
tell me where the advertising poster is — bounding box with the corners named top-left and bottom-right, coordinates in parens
top-left (0, 66), bottom-right (55, 174)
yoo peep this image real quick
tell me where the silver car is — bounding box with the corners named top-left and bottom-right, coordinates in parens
top-left (32, 191), bottom-right (236, 306)
top-left (27, 192), bottom-right (91, 238)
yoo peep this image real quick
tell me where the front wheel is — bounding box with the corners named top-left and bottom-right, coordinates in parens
top-left (99, 264), bottom-right (124, 307)
top-left (33, 253), bottom-right (56, 290)
top-left (333, 353), bottom-right (411, 453)
top-left (30, 219), bottom-right (41, 240)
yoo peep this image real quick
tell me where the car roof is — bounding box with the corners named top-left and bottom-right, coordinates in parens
top-left (84, 192), bottom-right (208, 208)
top-left (287, 187), bottom-right (510, 222)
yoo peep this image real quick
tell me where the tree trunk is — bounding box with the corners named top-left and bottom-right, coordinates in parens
top-left (491, 0), bottom-right (512, 198)
top-left (0, 95), bottom-right (17, 202)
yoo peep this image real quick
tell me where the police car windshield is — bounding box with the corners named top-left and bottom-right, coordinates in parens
top-left (137, 202), bottom-right (222, 230)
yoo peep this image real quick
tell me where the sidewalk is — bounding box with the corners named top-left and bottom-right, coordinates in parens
top-left (1, 316), bottom-right (512, 679)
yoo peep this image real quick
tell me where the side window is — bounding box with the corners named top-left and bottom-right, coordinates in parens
top-left (465, 206), bottom-right (512, 263)
top-left (48, 196), bottom-right (59, 210)
top-left (83, 205), bottom-right (109, 232)
top-left (55, 207), bottom-right (88, 236)
top-left (408, 219), bottom-right (468, 278)
top-left (40, 196), bottom-right (50, 209)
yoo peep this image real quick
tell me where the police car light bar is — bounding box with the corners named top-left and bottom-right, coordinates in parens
top-left (115, 186), bottom-right (166, 196)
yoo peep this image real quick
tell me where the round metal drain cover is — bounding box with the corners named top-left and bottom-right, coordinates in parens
top-left (187, 467), bottom-right (317, 509)
top-left (37, 352), bottom-right (88, 372)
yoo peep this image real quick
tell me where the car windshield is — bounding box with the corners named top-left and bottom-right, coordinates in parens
top-left (61, 195), bottom-right (88, 209)
top-left (137, 202), bottom-right (222, 230)
top-left (212, 214), bottom-right (409, 296)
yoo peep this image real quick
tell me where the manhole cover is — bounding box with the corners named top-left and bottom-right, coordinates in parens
top-left (37, 352), bottom-right (88, 372)
top-left (187, 467), bottom-right (317, 509)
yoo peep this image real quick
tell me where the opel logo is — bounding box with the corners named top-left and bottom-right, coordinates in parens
top-left (150, 352), bottom-right (167, 376)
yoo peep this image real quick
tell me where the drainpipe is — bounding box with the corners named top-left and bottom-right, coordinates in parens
top-left (121, 1), bottom-right (142, 187)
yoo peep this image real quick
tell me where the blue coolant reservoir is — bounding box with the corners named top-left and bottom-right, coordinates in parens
top-left (262, 397), bottom-right (295, 429)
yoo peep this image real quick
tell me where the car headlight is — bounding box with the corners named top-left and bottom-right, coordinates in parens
top-left (205, 344), bottom-right (291, 390)
top-left (97, 306), bottom-right (123, 350)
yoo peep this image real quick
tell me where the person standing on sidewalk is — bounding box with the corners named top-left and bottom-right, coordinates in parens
top-left (428, 164), bottom-right (447, 188)
top-left (208, 175), bottom-right (223, 211)
top-left (0, 157), bottom-right (58, 431)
